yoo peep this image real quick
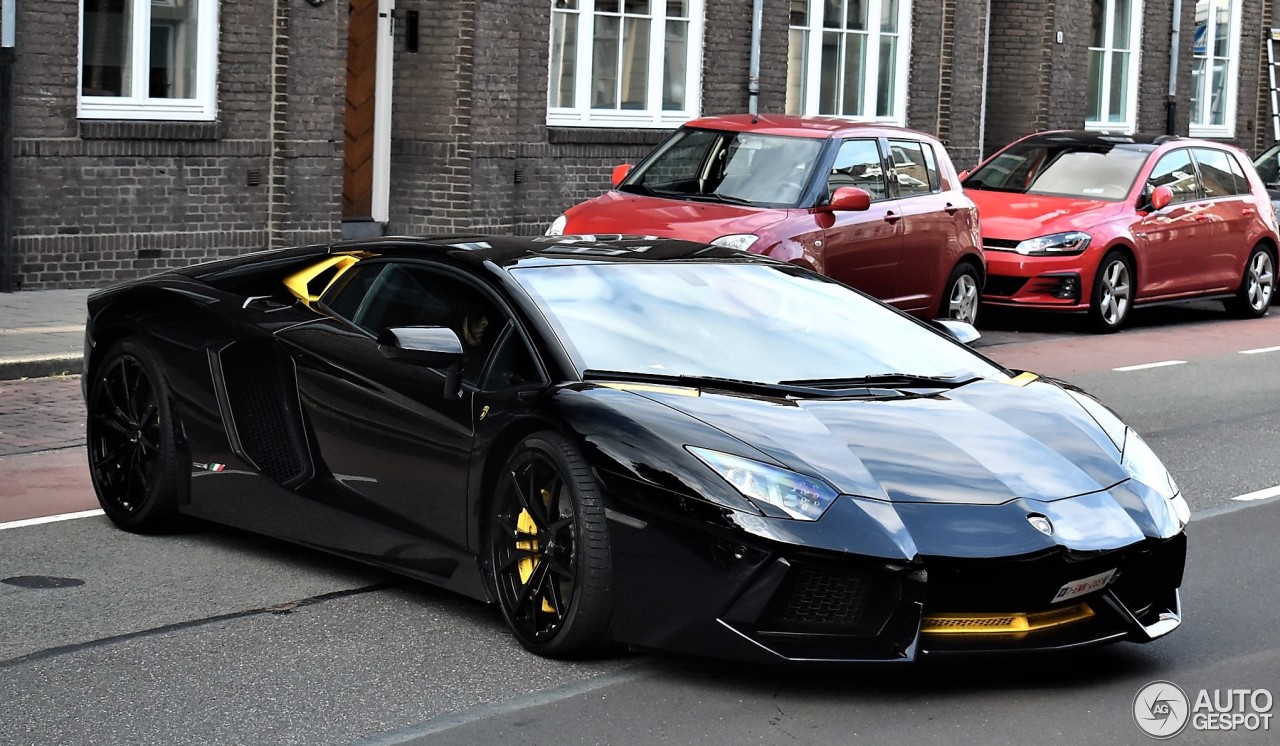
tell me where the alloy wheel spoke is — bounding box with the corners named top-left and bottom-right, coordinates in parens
top-left (498, 548), bottom-right (541, 574)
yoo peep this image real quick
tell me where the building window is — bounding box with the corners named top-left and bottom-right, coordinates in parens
top-left (1190, 0), bottom-right (1240, 137)
top-left (79, 0), bottom-right (218, 121)
top-left (786, 0), bottom-right (911, 124)
top-left (547, 0), bottom-right (703, 128)
top-left (1086, 0), bottom-right (1142, 133)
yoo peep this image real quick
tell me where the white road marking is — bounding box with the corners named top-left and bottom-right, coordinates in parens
top-left (1239, 346), bottom-right (1280, 355)
top-left (1231, 485), bottom-right (1280, 502)
top-left (0, 509), bottom-right (104, 531)
top-left (0, 325), bottom-right (85, 335)
top-left (1113, 360), bottom-right (1186, 372)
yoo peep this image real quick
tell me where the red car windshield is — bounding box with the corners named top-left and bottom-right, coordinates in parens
top-left (619, 128), bottom-right (824, 208)
top-left (965, 143), bottom-right (1150, 201)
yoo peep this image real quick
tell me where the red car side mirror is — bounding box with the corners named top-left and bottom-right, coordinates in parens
top-left (821, 186), bottom-right (872, 213)
top-left (1150, 185), bottom-right (1173, 211)
top-left (611, 164), bottom-right (633, 187)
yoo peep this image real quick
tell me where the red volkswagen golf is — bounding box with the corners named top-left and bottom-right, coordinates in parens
top-left (547, 115), bottom-right (985, 323)
top-left (965, 131), bottom-right (1279, 331)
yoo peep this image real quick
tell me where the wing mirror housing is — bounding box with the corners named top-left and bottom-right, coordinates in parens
top-left (378, 326), bottom-right (466, 396)
top-left (1149, 185), bottom-right (1174, 212)
top-left (930, 319), bottom-right (982, 346)
top-left (611, 164), bottom-right (633, 187)
top-left (817, 186), bottom-right (872, 213)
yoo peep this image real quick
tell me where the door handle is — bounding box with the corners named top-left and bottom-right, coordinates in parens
top-left (1194, 213), bottom-right (1212, 222)
top-left (1242, 207), bottom-right (1256, 216)
top-left (883, 212), bottom-right (901, 225)
top-left (944, 203), bottom-right (959, 216)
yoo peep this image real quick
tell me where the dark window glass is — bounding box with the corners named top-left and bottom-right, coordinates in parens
top-left (1147, 149), bottom-right (1201, 204)
top-left (1193, 147), bottom-right (1247, 197)
top-left (887, 139), bottom-right (936, 196)
top-left (482, 328), bottom-right (543, 391)
top-left (829, 139), bottom-right (886, 200)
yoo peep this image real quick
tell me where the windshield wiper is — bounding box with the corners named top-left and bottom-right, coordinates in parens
top-left (698, 192), bottom-right (758, 206)
top-left (582, 369), bottom-right (902, 399)
top-left (779, 373), bottom-right (981, 390)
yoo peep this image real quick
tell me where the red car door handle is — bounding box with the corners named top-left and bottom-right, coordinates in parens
top-left (944, 203), bottom-right (959, 216)
top-left (1194, 213), bottom-right (1212, 222)
top-left (1242, 207), bottom-right (1256, 216)
top-left (884, 212), bottom-right (901, 224)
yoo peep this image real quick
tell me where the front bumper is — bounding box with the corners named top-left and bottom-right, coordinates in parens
top-left (981, 248), bottom-right (1092, 311)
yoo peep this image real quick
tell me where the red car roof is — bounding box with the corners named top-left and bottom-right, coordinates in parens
top-left (682, 114), bottom-right (936, 142)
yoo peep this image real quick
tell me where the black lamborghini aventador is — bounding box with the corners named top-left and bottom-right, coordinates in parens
top-left (82, 234), bottom-right (1188, 663)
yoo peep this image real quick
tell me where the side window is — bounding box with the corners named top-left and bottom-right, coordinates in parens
top-left (887, 139), bottom-right (937, 196)
top-left (482, 327), bottom-right (543, 391)
top-left (1193, 148), bottom-right (1248, 197)
top-left (1147, 150), bottom-right (1201, 204)
top-left (829, 139), bottom-right (887, 200)
top-left (322, 262), bottom-right (506, 387)
top-left (1256, 148), bottom-right (1280, 186)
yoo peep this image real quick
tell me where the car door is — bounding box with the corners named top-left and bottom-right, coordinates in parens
top-left (819, 138), bottom-right (904, 305)
top-left (1131, 148), bottom-right (1213, 298)
top-left (274, 260), bottom-right (502, 571)
top-left (885, 138), bottom-right (960, 314)
top-left (1191, 147), bottom-right (1258, 291)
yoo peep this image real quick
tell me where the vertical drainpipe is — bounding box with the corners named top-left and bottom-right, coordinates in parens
top-left (748, 0), bottom-right (763, 115)
top-left (1168, 0), bottom-right (1182, 135)
top-left (1, 0), bottom-right (17, 291)
top-left (977, 0), bottom-right (992, 161)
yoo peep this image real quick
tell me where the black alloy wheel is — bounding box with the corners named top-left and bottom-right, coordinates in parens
top-left (1225, 244), bottom-right (1275, 319)
top-left (86, 339), bottom-right (187, 532)
top-left (489, 432), bottom-right (612, 658)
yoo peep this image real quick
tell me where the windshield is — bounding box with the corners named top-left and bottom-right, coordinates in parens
top-left (619, 128), bottom-right (824, 207)
top-left (513, 263), bottom-right (1006, 385)
top-left (964, 142), bottom-right (1150, 200)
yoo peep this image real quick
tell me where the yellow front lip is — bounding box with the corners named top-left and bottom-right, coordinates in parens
top-left (921, 603), bottom-right (1095, 635)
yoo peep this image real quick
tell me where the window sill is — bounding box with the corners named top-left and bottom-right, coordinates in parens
top-left (547, 128), bottom-right (672, 146)
top-left (78, 120), bottom-right (221, 141)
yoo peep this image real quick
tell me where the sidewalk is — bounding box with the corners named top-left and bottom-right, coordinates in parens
top-left (0, 289), bottom-right (95, 380)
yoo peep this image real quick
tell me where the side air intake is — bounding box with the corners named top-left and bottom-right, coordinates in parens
top-left (214, 340), bottom-right (312, 487)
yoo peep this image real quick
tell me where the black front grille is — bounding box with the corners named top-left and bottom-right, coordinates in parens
top-left (984, 275), bottom-right (1029, 297)
top-left (983, 238), bottom-right (1021, 250)
top-left (218, 342), bottom-right (311, 486)
top-left (759, 564), bottom-right (900, 635)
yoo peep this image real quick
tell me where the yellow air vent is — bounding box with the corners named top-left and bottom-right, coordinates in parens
top-left (284, 254), bottom-right (362, 304)
top-left (921, 603), bottom-right (1094, 635)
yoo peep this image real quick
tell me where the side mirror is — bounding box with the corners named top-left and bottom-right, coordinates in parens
top-left (819, 186), bottom-right (872, 213)
top-left (1149, 185), bottom-right (1173, 211)
top-left (611, 164), bottom-right (633, 187)
top-left (930, 319), bottom-right (981, 346)
top-left (377, 326), bottom-right (463, 367)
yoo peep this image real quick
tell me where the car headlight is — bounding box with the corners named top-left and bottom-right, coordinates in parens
top-left (545, 214), bottom-right (567, 236)
top-left (687, 447), bottom-right (838, 521)
top-left (709, 234), bottom-right (760, 252)
top-left (1122, 428), bottom-right (1190, 526)
top-left (1015, 231), bottom-right (1092, 256)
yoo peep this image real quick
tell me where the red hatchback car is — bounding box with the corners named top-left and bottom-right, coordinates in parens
top-left (965, 131), bottom-right (1280, 331)
top-left (548, 115), bottom-right (985, 323)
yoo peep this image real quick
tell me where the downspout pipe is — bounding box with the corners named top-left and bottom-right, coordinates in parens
top-left (1, 0), bottom-right (17, 291)
top-left (1167, 0), bottom-right (1181, 135)
top-left (748, 0), bottom-right (762, 115)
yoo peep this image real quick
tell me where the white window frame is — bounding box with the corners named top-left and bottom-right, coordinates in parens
top-left (1085, 0), bottom-right (1142, 134)
top-left (546, 0), bottom-right (704, 129)
top-left (78, 0), bottom-right (218, 121)
top-left (786, 0), bottom-right (912, 125)
top-left (1189, 0), bottom-right (1241, 138)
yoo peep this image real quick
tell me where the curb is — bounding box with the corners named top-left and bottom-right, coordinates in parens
top-left (0, 354), bottom-right (83, 381)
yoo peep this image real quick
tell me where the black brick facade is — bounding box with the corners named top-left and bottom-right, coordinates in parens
top-left (1, 1), bottom-right (1275, 288)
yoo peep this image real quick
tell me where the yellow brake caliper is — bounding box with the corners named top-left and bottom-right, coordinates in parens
top-left (514, 488), bottom-right (557, 614)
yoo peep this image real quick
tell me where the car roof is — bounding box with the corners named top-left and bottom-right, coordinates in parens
top-left (326, 234), bottom-right (788, 271)
top-left (682, 113), bottom-right (938, 142)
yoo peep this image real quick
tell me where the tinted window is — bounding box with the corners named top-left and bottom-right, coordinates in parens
top-left (1147, 149), bottom-right (1200, 204)
top-left (829, 139), bottom-right (887, 200)
top-left (514, 263), bottom-right (1006, 384)
top-left (322, 262), bottom-right (506, 386)
top-left (1255, 145), bottom-right (1280, 186)
top-left (482, 327), bottom-right (542, 391)
top-left (888, 139), bottom-right (938, 196)
top-left (1193, 148), bottom-right (1248, 197)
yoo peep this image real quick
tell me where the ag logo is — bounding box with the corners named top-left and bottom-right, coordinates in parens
top-left (1134, 680), bottom-right (1190, 739)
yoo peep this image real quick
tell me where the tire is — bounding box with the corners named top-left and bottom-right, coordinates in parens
top-left (938, 262), bottom-right (981, 325)
top-left (488, 431), bottom-right (613, 658)
top-left (1224, 245), bottom-right (1275, 319)
top-left (1089, 251), bottom-right (1134, 333)
top-left (86, 338), bottom-right (188, 532)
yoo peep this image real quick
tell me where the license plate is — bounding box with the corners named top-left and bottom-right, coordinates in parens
top-left (1051, 568), bottom-right (1116, 604)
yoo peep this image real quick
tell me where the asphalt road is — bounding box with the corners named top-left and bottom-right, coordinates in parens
top-left (2, 303), bottom-right (1279, 745)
